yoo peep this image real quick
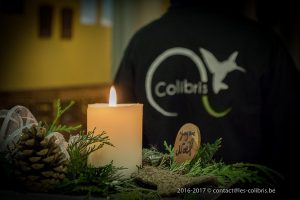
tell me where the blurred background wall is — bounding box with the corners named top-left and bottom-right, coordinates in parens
top-left (0, 0), bottom-right (168, 129)
top-left (0, 0), bottom-right (112, 91)
top-left (1, 0), bottom-right (299, 92)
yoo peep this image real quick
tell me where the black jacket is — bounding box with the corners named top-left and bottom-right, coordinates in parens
top-left (114, 5), bottom-right (300, 172)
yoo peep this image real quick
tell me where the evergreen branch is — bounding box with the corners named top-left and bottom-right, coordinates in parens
top-left (56, 129), bottom-right (124, 196)
top-left (144, 138), bottom-right (281, 187)
top-left (142, 148), bottom-right (164, 167)
top-left (232, 163), bottom-right (284, 185)
top-left (48, 99), bottom-right (82, 135)
top-left (142, 147), bottom-right (172, 168)
top-left (163, 140), bottom-right (174, 155)
top-left (191, 138), bottom-right (222, 168)
top-left (67, 129), bottom-right (113, 179)
top-left (169, 160), bottom-right (190, 174)
top-left (57, 162), bottom-right (122, 195)
top-left (57, 134), bottom-right (283, 197)
top-left (202, 163), bottom-right (263, 185)
top-left (186, 159), bottom-right (201, 177)
top-left (112, 178), bottom-right (161, 200)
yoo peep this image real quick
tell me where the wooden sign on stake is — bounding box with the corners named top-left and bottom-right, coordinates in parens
top-left (174, 123), bottom-right (201, 164)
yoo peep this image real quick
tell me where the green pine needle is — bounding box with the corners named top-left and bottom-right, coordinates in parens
top-left (232, 163), bottom-right (284, 185)
top-left (66, 129), bottom-right (114, 180)
top-left (142, 138), bottom-right (283, 187)
top-left (192, 138), bottom-right (222, 168)
top-left (48, 99), bottom-right (82, 135)
top-left (163, 140), bottom-right (174, 156)
top-left (56, 129), bottom-right (126, 196)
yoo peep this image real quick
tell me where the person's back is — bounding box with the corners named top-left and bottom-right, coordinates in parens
top-left (114, 1), bottom-right (300, 173)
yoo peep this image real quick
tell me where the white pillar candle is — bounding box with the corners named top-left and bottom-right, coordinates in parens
top-left (87, 86), bottom-right (143, 178)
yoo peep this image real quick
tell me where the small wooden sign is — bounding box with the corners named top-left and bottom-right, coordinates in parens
top-left (174, 123), bottom-right (201, 164)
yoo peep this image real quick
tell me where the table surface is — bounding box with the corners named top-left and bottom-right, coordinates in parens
top-left (0, 190), bottom-right (184, 200)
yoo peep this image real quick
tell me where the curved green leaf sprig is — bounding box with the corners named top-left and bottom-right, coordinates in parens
top-left (48, 99), bottom-right (82, 135)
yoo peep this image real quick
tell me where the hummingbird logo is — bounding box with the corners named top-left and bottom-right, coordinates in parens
top-left (146, 47), bottom-right (247, 118)
top-left (200, 48), bottom-right (246, 94)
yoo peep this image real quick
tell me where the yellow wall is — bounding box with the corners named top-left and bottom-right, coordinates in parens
top-left (0, 0), bottom-right (111, 91)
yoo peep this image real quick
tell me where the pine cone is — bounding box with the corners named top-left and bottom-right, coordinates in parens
top-left (12, 124), bottom-right (69, 192)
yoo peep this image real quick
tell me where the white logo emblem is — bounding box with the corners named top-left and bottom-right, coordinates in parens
top-left (145, 47), bottom-right (246, 117)
top-left (200, 48), bottom-right (246, 94)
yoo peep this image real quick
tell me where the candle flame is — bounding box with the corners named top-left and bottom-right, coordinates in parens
top-left (109, 86), bottom-right (117, 106)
